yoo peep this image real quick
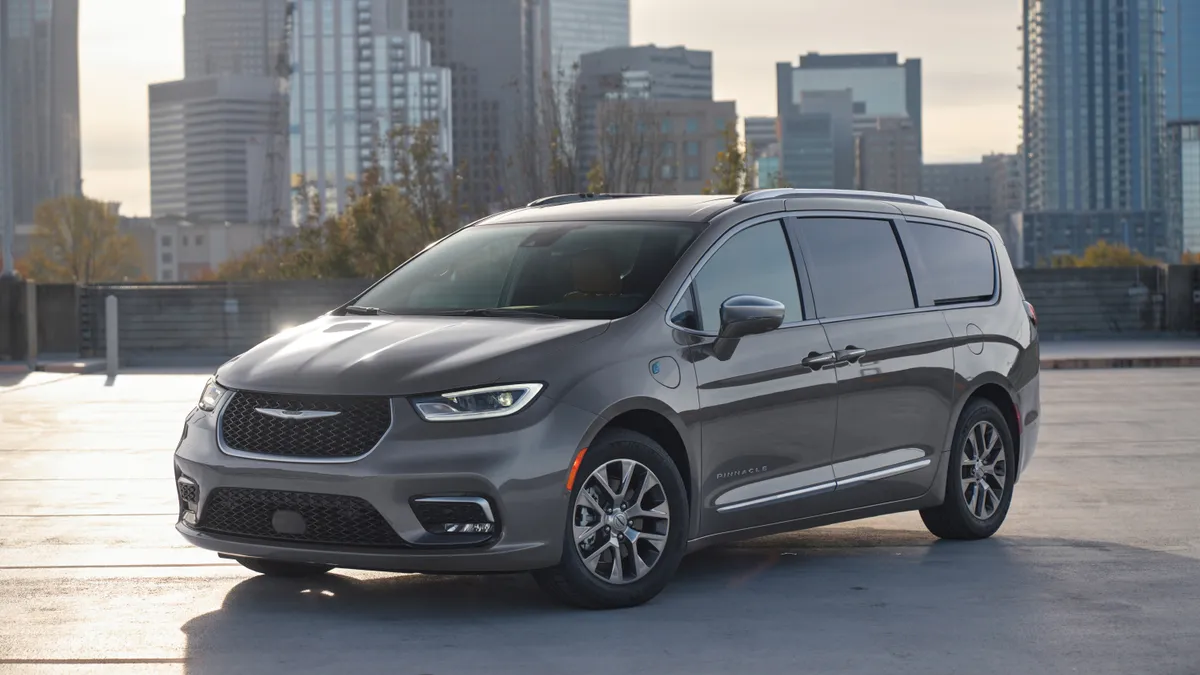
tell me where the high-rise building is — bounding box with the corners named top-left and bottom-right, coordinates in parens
top-left (542, 0), bottom-right (628, 76)
top-left (577, 45), bottom-right (714, 179)
top-left (1022, 0), bottom-right (1165, 214)
top-left (409, 0), bottom-right (542, 212)
top-left (149, 76), bottom-right (283, 226)
top-left (291, 0), bottom-right (452, 222)
top-left (774, 80), bottom-right (855, 190)
top-left (775, 52), bottom-right (921, 190)
top-left (0, 0), bottom-right (80, 227)
top-left (1167, 121), bottom-right (1200, 255)
top-left (1164, 0), bottom-right (1200, 121)
top-left (921, 154), bottom-right (1025, 259)
top-left (744, 116), bottom-right (777, 159)
top-left (184, 0), bottom-right (290, 78)
top-left (590, 98), bottom-right (734, 194)
top-left (856, 117), bottom-right (920, 195)
top-left (1022, 0), bottom-right (1168, 261)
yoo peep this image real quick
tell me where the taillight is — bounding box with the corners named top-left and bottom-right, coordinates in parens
top-left (1023, 300), bottom-right (1037, 326)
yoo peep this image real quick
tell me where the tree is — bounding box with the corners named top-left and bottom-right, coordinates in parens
top-left (1044, 240), bottom-right (1159, 268)
top-left (593, 98), bottom-right (674, 193)
top-left (1182, 251), bottom-right (1200, 264)
top-left (217, 120), bottom-right (462, 281)
top-left (702, 120), bottom-right (754, 195)
top-left (24, 196), bottom-right (143, 283)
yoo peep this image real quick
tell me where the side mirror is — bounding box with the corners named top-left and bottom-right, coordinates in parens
top-left (711, 295), bottom-right (786, 360)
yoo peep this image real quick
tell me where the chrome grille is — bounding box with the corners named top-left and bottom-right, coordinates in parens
top-left (218, 390), bottom-right (391, 459)
top-left (197, 488), bottom-right (407, 547)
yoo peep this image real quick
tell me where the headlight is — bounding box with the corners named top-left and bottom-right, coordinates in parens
top-left (198, 378), bottom-right (227, 412)
top-left (412, 383), bottom-right (544, 422)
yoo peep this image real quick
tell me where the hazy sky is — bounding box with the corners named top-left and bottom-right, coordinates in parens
top-left (79, 0), bottom-right (1021, 216)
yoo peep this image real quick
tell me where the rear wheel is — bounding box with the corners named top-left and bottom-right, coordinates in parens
top-left (235, 557), bottom-right (334, 578)
top-left (533, 429), bottom-right (689, 609)
top-left (920, 398), bottom-right (1015, 540)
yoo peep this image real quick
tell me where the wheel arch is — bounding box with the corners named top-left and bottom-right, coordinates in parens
top-left (580, 398), bottom-right (698, 534)
top-left (955, 377), bottom-right (1022, 483)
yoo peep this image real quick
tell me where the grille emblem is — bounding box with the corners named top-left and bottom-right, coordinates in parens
top-left (254, 408), bottom-right (341, 420)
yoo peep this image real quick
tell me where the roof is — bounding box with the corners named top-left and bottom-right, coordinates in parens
top-left (479, 195), bottom-right (739, 224)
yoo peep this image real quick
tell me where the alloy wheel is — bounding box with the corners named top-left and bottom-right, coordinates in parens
top-left (961, 420), bottom-right (1007, 520)
top-left (572, 459), bottom-right (671, 585)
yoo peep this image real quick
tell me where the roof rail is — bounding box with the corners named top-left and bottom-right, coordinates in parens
top-left (734, 188), bottom-right (945, 209)
top-left (526, 193), bottom-right (652, 207)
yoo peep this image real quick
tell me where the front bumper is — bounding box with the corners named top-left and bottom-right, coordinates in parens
top-left (173, 394), bottom-right (599, 573)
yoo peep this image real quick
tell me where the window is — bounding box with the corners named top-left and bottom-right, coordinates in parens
top-left (685, 117), bottom-right (699, 134)
top-left (660, 118), bottom-right (672, 133)
top-left (685, 163), bottom-right (701, 180)
top-left (660, 163), bottom-right (675, 180)
top-left (794, 217), bottom-right (914, 318)
top-left (683, 221), bottom-right (803, 332)
top-left (661, 141), bottom-right (675, 158)
top-left (684, 140), bottom-right (700, 157)
top-left (162, 252), bottom-right (174, 264)
top-left (161, 269), bottom-right (174, 281)
top-left (161, 235), bottom-right (172, 247)
top-left (181, 235), bottom-right (188, 247)
top-left (195, 235), bottom-right (205, 246)
top-left (905, 222), bottom-right (996, 305)
top-left (353, 221), bottom-right (702, 320)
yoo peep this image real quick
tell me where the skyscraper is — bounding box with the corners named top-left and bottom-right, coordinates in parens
top-left (1021, 0), bottom-right (1169, 262)
top-left (184, 0), bottom-right (290, 78)
top-left (775, 52), bottom-right (921, 190)
top-left (0, 0), bottom-right (80, 226)
top-left (543, 0), bottom-right (628, 77)
top-left (291, 0), bottom-right (452, 222)
top-left (1164, 0), bottom-right (1200, 121)
top-left (409, 0), bottom-right (542, 212)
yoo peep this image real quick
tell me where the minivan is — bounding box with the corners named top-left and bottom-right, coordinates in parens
top-left (175, 189), bottom-right (1041, 609)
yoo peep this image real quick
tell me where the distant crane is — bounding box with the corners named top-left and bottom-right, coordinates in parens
top-left (259, 0), bottom-right (295, 237)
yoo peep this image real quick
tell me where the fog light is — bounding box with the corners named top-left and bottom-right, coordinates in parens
top-left (442, 522), bottom-right (494, 534)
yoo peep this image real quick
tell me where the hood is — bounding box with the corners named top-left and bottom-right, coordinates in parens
top-left (215, 314), bottom-right (610, 396)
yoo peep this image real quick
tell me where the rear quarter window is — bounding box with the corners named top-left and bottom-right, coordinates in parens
top-left (905, 222), bottom-right (996, 306)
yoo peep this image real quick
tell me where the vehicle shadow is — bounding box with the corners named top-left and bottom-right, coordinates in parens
top-left (179, 528), bottom-right (1200, 674)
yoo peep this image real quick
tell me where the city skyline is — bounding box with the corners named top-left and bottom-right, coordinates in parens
top-left (80, 0), bottom-right (1022, 216)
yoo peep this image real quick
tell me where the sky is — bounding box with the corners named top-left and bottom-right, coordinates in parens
top-left (79, 0), bottom-right (1022, 216)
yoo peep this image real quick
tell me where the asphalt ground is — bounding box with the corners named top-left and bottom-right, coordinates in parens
top-left (1, 367), bottom-right (1198, 674)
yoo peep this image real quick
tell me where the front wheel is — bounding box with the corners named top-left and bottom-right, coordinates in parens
top-left (235, 557), bottom-right (334, 578)
top-left (532, 429), bottom-right (689, 609)
top-left (920, 398), bottom-right (1016, 540)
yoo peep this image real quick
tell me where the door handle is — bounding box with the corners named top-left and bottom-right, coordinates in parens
top-left (835, 346), bottom-right (868, 364)
top-left (801, 351), bottom-right (837, 369)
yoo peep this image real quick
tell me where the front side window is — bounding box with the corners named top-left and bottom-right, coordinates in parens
top-left (353, 221), bottom-right (702, 320)
top-left (678, 221), bottom-right (803, 332)
top-left (794, 217), bottom-right (915, 318)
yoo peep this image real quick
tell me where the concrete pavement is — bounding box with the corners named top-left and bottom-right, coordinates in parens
top-left (1, 368), bottom-right (1199, 674)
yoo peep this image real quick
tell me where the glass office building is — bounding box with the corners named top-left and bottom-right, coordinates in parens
top-left (1164, 0), bottom-right (1200, 121)
top-left (289, 0), bottom-right (451, 223)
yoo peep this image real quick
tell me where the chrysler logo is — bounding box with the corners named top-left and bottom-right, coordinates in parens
top-left (254, 408), bottom-right (341, 420)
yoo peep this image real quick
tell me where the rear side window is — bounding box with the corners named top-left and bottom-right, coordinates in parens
top-left (792, 217), bottom-right (915, 319)
top-left (680, 221), bottom-right (804, 332)
top-left (905, 222), bottom-right (996, 305)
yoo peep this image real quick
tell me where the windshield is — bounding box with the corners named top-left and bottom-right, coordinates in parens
top-left (351, 221), bottom-right (704, 319)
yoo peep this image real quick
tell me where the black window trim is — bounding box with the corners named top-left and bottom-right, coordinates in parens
top-left (664, 213), bottom-right (817, 337)
top-left (782, 212), bottom-right (1003, 326)
top-left (897, 216), bottom-right (1002, 310)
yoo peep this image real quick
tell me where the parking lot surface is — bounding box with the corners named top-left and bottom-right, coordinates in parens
top-left (1, 367), bottom-right (1198, 674)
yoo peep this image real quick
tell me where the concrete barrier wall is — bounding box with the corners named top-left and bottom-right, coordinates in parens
top-left (1015, 267), bottom-right (1169, 336)
top-left (36, 284), bottom-right (80, 354)
top-left (64, 267), bottom-right (1200, 365)
top-left (79, 280), bottom-right (373, 365)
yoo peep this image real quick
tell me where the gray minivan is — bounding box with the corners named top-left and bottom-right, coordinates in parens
top-left (175, 189), bottom-right (1041, 609)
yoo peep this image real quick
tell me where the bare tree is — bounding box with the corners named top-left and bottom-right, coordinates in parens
top-left (593, 98), bottom-right (676, 194)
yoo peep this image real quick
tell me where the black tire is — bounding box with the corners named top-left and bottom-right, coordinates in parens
top-left (235, 557), bottom-right (334, 578)
top-left (532, 429), bottom-right (689, 609)
top-left (920, 398), bottom-right (1016, 540)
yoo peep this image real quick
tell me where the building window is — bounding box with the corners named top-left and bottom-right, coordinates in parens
top-left (660, 118), bottom-right (672, 134)
top-left (162, 252), bottom-right (173, 264)
top-left (685, 163), bottom-right (701, 180)
top-left (661, 141), bottom-right (675, 158)
top-left (685, 141), bottom-right (700, 157)
top-left (161, 269), bottom-right (174, 281)
top-left (661, 164), bottom-right (675, 180)
top-left (181, 235), bottom-right (188, 247)
top-left (686, 117), bottom-right (699, 134)
top-left (195, 235), bottom-right (205, 246)
top-left (161, 235), bottom-right (172, 247)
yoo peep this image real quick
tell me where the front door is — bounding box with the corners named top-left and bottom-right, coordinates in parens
top-left (788, 215), bottom-right (955, 507)
top-left (671, 219), bottom-right (839, 537)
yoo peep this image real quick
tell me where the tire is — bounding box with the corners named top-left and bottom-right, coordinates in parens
top-left (235, 557), bottom-right (334, 578)
top-left (920, 398), bottom-right (1016, 540)
top-left (532, 429), bottom-right (689, 609)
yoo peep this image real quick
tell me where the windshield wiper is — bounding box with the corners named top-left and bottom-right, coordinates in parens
top-left (433, 308), bottom-right (563, 319)
top-left (343, 305), bottom-right (392, 315)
